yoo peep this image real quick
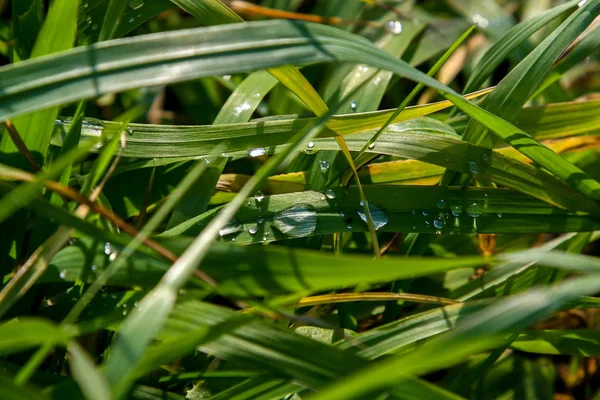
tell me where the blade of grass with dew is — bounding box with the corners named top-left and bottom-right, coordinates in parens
top-left (2, 20), bottom-right (599, 206)
top-left (462, 0), bottom-right (579, 94)
top-left (101, 78), bottom-right (400, 397)
top-left (355, 25), bottom-right (476, 160)
top-left (45, 235), bottom-right (483, 294)
top-left (461, 0), bottom-right (600, 149)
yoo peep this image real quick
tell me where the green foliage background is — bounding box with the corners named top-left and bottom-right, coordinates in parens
top-left (1, 0), bottom-right (600, 398)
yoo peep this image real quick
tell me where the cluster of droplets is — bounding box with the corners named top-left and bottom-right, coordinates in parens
top-left (472, 14), bottom-right (489, 28)
top-left (104, 242), bottom-right (118, 262)
top-left (319, 160), bottom-right (330, 175)
top-left (386, 21), bottom-right (402, 35)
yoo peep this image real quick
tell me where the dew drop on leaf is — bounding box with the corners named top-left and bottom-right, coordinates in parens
top-left (272, 204), bottom-right (317, 238)
top-left (386, 20), bottom-right (402, 35)
top-left (357, 204), bottom-right (388, 230)
top-left (248, 147), bottom-right (266, 158)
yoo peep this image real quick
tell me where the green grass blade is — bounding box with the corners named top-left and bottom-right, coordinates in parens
top-left (463, 0), bottom-right (579, 94)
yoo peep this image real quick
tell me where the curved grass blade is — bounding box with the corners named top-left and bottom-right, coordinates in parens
top-left (462, 0), bottom-right (578, 94)
top-left (462, 0), bottom-right (600, 149)
top-left (1, 20), bottom-right (598, 205)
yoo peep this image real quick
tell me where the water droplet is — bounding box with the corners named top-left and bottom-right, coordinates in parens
top-left (386, 20), bottom-right (402, 35)
top-left (91, 265), bottom-right (97, 271)
top-left (359, 200), bottom-right (365, 207)
top-left (346, 223), bottom-right (353, 230)
top-left (466, 203), bottom-right (482, 218)
top-left (357, 204), bottom-right (388, 230)
top-left (128, 17), bottom-right (135, 23)
top-left (254, 92), bottom-right (261, 97)
top-left (350, 101), bottom-right (357, 111)
top-left (272, 204), bottom-right (317, 238)
top-left (319, 160), bottom-right (330, 174)
top-left (59, 270), bottom-right (67, 279)
top-left (257, 217), bottom-right (264, 224)
top-left (104, 242), bottom-right (113, 255)
top-left (422, 211), bottom-right (429, 216)
top-left (223, 75), bottom-right (232, 80)
top-left (248, 147), bottom-right (266, 158)
top-left (497, 212), bottom-right (503, 218)
top-left (82, 119), bottom-right (105, 138)
top-left (425, 220), bottom-right (430, 226)
top-left (469, 161), bottom-right (479, 174)
top-left (374, 76), bottom-right (382, 85)
top-left (123, 310), bottom-right (127, 316)
top-left (248, 226), bottom-right (258, 235)
top-left (411, 210), bottom-right (417, 215)
top-left (437, 199), bottom-right (446, 209)
top-left (325, 189), bottom-right (336, 199)
top-left (305, 141), bottom-right (316, 154)
top-left (247, 199), bottom-right (252, 206)
top-left (234, 101), bottom-right (251, 116)
top-left (433, 217), bottom-right (445, 229)
top-left (109, 252), bottom-right (118, 262)
top-left (472, 14), bottom-right (489, 28)
top-left (368, 142), bottom-right (375, 150)
top-left (451, 206), bottom-right (461, 216)
top-left (129, 0), bottom-right (144, 10)
top-left (412, 224), bottom-right (417, 230)
top-left (255, 191), bottom-right (265, 202)
top-left (339, 211), bottom-right (345, 218)
top-left (111, 294), bottom-right (117, 299)
top-left (262, 236), bottom-right (268, 242)
top-left (219, 218), bottom-right (243, 237)
top-left (231, 237), bottom-right (236, 242)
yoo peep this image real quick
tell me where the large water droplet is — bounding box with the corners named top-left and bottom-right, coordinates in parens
top-left (319, 160), bottom-right (330, 174)
top-left (466, 202), bottom-right (482, 218)
top-left (325, 189), bottom-right (336, 199)
top-left (219, 218), bottom-right (243, 237)
top-left (129, 0), bottom-right (144, 10)
top-left (451, 206), bottom-right (462, 217)
top-left (469, 161), bottom-right (479, 174)
top-left (368, 142), bottom-right (375, 150)
top-left (437, 199), bottom-right (446, 209)
top-left (433, 217), bottom-right (445, 229)
top-left (386, 20), bottom-right (402, 35)
top-left (248, 226), bottom-right (258, 235)
top-left (248, 147), bottom-right (266, 158)
top-left (357, 204), bottom-right (388, 230)
top-left (271, 204), bottom-right (317, 238)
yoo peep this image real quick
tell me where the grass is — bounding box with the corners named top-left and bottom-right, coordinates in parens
top-left (1, 0), bottom-right (600, 399)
